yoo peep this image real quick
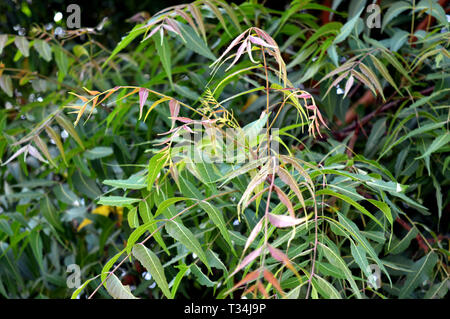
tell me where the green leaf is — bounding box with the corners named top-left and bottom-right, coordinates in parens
top-left (431, 174), bottom-right (443, 222)
top-left (105, 274), bottom-right (138, 299)
top-left (147, 151), bottom-right (168, 190)
top-left (73, 45), bottom-right (89, 58)
top-left (188, 149), bottom-right (221, 184)
top-left (219, 156), bottom-right (268, 186)
top-left (33, 40), bottom-right (52, 62)
top-left (199, 201), bottom-right (234, 253)
top-left (399, 252), bottom-right (438, 298)
top-left (366, 199), bottom-right (393, 225)
top-left (53, 184), bottom-right (79, 206)
top-left (14, 36), bottom-right (30, 57)
top-left (103, 174), bottom-right (147, 190)
top-left (0, 34), bottom-right (8, 54)
top-left (54, 46), bottom-right (69, 78)
top-left (190, 264), bottom-right (216, 287)
top-left (243, 113), bottom-right (269, 145)
top-left (165, 220), bottom-right (210, 271)
top-left (316, 261), bottom-right (346, 279)
top-left (45, 126), bottom-right (66, 165)
top-left (379, 121), bottom-right (447, 159)
top-left (171, 264), bottom-right (189, 298)
top-left (55, 114), bottom-right (84, 149)
top-left (71, 277), bottom-right (98, 299)
top-left (369, 54), bottom-right (402, 96)
top-left (132, 244), bottom-right (172, 298)
top-left (381, 50), bottom-right (416, 84)
top-left (98, 196), bottom-right (140, 207)
top-left (318, 243), bottom-right (362, 299)
top-left (72, 170), bottom-right (101, 199)
top-left (178, 23), bottom-right (216, 60)
top-left (301, 22), bottom-right (342, 51)
top-left (127, 206), bottom-right (139, 228)
top-left (138, 200), bottom-right (169, 255)
top-left (154, 197), bottom-right (190, 219)
top-left (335, 213), bottom-right (391, 284)
top-left (287, 43), bottom-right (318, 69)
top-left (388, 228), bottom-right (419, 254)
top-left (0, 75), bottom-right (13, 97)
top-left (84, 146), bottom-right (113, 160)
top-left (41, 195), bottom-right (63, 231)
top-left (351, 242), bottom-right (370, 278)
top-left (334, 8), bottom-right (363, 44)
top-left (382, 1), bottom-right (411, 31)
top-left (415, 0), bottom-right (448, 26)
top-left (364, 118), bottom-right (386, 158)
top-left (312, 275), bottom-right (342, 299)
top-left (424, 279), bottom-right (448, 299)
top-left (316, 188), bottom-right (383, 228)
top-left (103, 23), bottom-right (146, 68)
top-left (101, 248), bottom-right (126, 283)
top-left (126, 220), bottom-right (159, 254)
top-left (416, 133), bottom-right (450, 159)
top-left (30, 230), bottom-right (44, 270)
top-left (153, 31), bottom-right (173, 88)
top-left (0, 220), bottom-right (13, 236)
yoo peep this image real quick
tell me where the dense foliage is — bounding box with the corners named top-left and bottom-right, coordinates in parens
top-left (0, 0), bottom-right (448, 299)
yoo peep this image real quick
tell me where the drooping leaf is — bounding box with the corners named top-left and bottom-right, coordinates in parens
top-left (33, 39), bottom-right (52, 62)
top-left (0, 74), bottom-right (13, 97)
top-left (14, 36), bottom-right (30, 57)
top-left (102, 23), bottom-right (146, 67)
top-left (132, 244), bottom-right (172, 298)
top-left (105, 274), bottom-right (138, 299)
top-left (334, 7), bottom-right (363, 43)
top-left (199, 201), bottom-right (234, 251)
top-left (382, 1), bottom-right (411, 31)
top-left (318, 243), bottom-right (362, 299)
top-left (153, 32), bottom-right (173, 88)
top-left (178, 23), bottom-right (216, 60)
top-left (84, 147), bottom-right (113, 160)
top-left (190, 264), bottom-right (216, 287)
top-left (399, 252), bottom-right (438, 298)
top-left (165, 220), bottom-right (210, 271)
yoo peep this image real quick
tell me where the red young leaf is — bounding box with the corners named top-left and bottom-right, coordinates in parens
top-left (268, 244), bottom-right (298, 276)
top-left (211, 30), bottom-right (248, 68)
top-left (143, 25), bottom-right (162, 41)
top-left (256, 281), bottom-right (269, 298)
top-left (273, 185), bottom-right (295, 218)
top-left (171, 116), bottom-right (194, 124)
top-left (241, 284), bottom-right (256, 298)
top-left (1, 145), bottom-right (29, 166)
top-left (232, 269), bottom-right (260, 291)
top-left (267, 244), bottom-right (285, 262)
top-left (248, 35), bottom-right (276, 48)
top-left (243, 187), bottom-right (269, 211)
top-left (169, 99), bottom-right (180, 126)
top-left (253, 28), bottom-right (278, 47)
top-left (268, 213), bottom-right (307, 228)
top-left (263, 269), bottom-right (285, 296)
top-left (138, 88), bottom-right (149, 120)
top-left (296, 93), bottom-right (312, 99)
top-left (277, 167), bottom-right (306, 209)
top-left (244, 217), bottom-right (263, 253)
top-left (164, 18), bottom-right (182, 38)
top-left (226, 40), bottom-right (247, 71)
top-left (230, 247), bottom-right (262, 276)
